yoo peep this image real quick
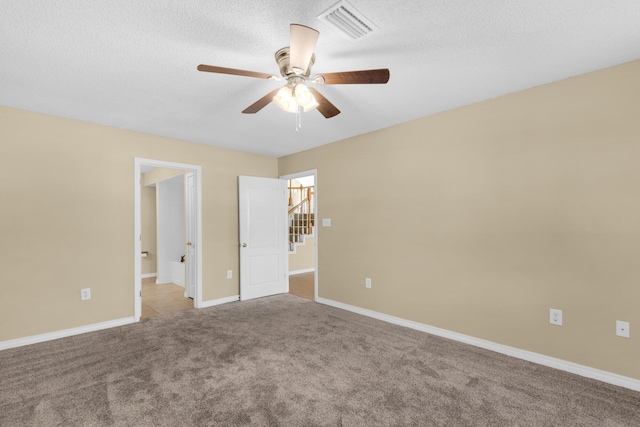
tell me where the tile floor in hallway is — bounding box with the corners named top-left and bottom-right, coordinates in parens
top-left (141, 277), bottom-right (193, 319)
top-left (142, 272), bottom-right (313, 319)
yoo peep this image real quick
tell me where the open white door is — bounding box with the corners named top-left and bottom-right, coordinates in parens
top-left (185, 172), bottom-right (196, 299)
top-left (239, 176), bottom-right (288, 301)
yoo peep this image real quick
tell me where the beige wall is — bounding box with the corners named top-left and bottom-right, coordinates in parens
top-left (142, 168), bottom-right (187, 187)
top-left (141, 185), bottom-right (156, 275)
top-left (0, 107), bottom-right (277, 341)
top-left (279, 60), bottom-right (640, 380)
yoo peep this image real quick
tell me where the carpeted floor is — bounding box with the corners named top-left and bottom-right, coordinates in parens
top-left (1, 295), bottom-right (639, 426)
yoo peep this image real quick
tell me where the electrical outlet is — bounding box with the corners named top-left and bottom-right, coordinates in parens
top-left (365, 278), bottom-right (372, 289)
top-left (616, 321), bottom-right (630, 338)
top-left (549, 308), bottom-right (562, 326)
top-left (226, 270), bottom-right (233, 279)
top-left (80, 288), bottom-right (91, 301)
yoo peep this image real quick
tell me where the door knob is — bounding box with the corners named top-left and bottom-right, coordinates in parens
top-left (186, 242), bottom-right (193, 246)
top-left (241, 243), bottom-right (247, 247)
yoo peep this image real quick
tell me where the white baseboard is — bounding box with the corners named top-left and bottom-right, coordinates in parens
top-left (200, 295), bottom-right (239, 308)
top-left (141, 272), bottom-right (157, 279)
top-left (316, 297), bottom-right (640, 392)
top-left (1, 295), bottom-right (239, 351)
top-left (289, 268), bottom-right (315, 275)
top-left (0, 317), bottom-right (136, 351)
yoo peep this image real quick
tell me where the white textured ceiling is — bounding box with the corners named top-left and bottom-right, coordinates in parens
top-left (1, 1), bottom-right (639, 157)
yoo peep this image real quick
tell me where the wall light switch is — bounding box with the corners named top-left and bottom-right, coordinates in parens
top-left (322, 218), bottom-right (331, 227)
top-left (226, 270), bottom-right (233, 279)
top-left (616, 320), bottom-right (630, 338)
top-left (365, 278), bottom-right (372, 289)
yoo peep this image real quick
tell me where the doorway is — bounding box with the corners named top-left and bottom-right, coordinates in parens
top-left (280, 170), bottom-right (318, 301)
top-left (134, 158), bottom-right (202, 321)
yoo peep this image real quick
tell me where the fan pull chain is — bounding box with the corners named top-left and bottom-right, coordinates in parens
top-left (295, 105), bottom-right (303, 132)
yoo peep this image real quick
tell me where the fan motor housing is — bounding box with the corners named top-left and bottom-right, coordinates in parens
top-left (275, 47), bottom-right (315, 78)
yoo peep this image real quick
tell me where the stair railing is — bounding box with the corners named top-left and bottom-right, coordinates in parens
top-left (288, 183), bottom-right (314, 250)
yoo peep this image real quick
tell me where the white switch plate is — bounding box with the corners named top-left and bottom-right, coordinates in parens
top-left (80, 288), bottom-right (91, 301)
top-left (365, 278), bottom-right (372, 289)
top-left (322, 218), bottom-right (331, 227)
top-left (616, 320), bottom-right (630, 338)
top-left (549, 308), bottom-right (562, 326)
top-left (226, 270), bottom-right (233, 279)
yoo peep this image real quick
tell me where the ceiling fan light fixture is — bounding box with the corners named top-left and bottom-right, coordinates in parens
top-left (198, 22), bottom-right (388, 119)
top-left (273, 86), bottom-right (296, 112)
top-left (302, 97), bottom-right (319, 112)
top-left (273, 82), bottom-right (318, 113)
top-left (294, 83), bottom-right (314, 108)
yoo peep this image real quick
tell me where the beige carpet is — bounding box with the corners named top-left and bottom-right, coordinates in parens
top-left (1, 294), bottom-right (639, 426)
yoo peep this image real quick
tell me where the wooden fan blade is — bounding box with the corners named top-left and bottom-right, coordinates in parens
top-left (309, 88), bottom-right (340, 118)
top-left (197, 64), bottom-right (274, 80)
top-left (290, 24), bottom-right (319, 75)
top-left (242, 88), bottom-right (280, 114)
top-left (317, 68), bottom-right (390, 85)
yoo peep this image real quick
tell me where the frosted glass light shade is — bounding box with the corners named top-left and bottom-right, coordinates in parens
top-left (301, 96), bottom-right (318, 112)
top-left (273, 83), bottom-right (318, 113)
top-left (273, 86), bottom-right (297, 112)
top-left (294, 84), bottom-right (312, 105)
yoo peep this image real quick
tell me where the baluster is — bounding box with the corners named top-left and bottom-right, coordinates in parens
top-left (309, 187), bottom-right (312, 233)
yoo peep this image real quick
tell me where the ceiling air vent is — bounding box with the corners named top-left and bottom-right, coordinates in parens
top-left (317, 0), bottom-right (378, 39)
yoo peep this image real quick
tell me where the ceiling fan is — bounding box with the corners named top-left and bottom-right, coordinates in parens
top-left (197, 24), bottom-right (390, 120)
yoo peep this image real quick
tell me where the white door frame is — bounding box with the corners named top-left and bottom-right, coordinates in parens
top-left (184, 172), bottom-right (196, 299)
top-left (134, 158), bottom-right (203, 321)
top-left (280, 169), bottom-right (318, 301)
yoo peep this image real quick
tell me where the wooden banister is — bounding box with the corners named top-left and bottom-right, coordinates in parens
top-left (287, 183), bottom-right (315, 251)
top-left (288, 197), bottom-right (309, 215)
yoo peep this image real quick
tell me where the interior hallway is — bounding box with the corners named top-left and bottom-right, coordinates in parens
top-left (141, 277), bottom-right (193, 319)
top-left (289, 272), bottom-right (314, 300)
top-left (141, 271), bottom-right (313, 319)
